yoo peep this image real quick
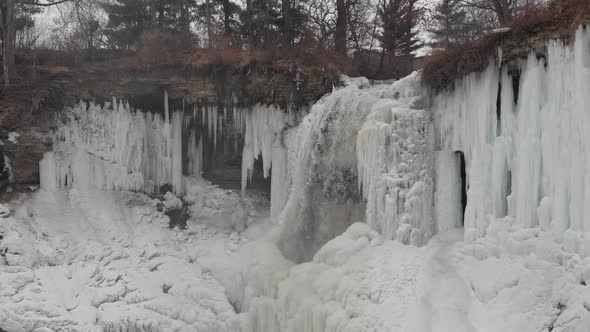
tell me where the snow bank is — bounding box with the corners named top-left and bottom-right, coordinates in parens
top-left (434, 26), bottom-right (590, 250)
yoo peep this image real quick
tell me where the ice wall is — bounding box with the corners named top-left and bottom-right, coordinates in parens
top-left (39, 99), bottom-right (205, 195)
top-left (434, 26), bottom-right (590, 250)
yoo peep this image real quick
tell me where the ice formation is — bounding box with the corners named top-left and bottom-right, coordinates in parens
top-left (264, 73), bottom-right (433, 262)
top-left (434, 26), bottom-right (590, 250)
top-left (39, 99), bottom-right (186, 195)
top-left (357, 73), bottom-right (435, 244)
top-left (241, 105), bottom-right (286, 195)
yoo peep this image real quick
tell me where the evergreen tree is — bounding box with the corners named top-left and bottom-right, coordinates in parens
top-left (378, 0), bottom-right (406, 56)
top-left (241, 0), bottom-right (281, 49)
top-left (428, 0), bottom-right (476, 48)
top-left (401, 0), bottom-right (421, 57)
top-left (216, 0), bottom-right (241, 38)
top-left (103, 0), bottom-right (198, 50)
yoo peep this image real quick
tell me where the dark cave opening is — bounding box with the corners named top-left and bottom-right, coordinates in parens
top-left (456, 151), bottom-right (467, 226)
top-left (200, 130), bottom-right (271, 198)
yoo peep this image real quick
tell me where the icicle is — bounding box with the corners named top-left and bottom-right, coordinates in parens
top-left (40, 152), bottom-right (58, 191)
top-left (240, 105), bottom-right (286, 195)
top-left (202, 105), bottom-right (206, 127)
top-left (164, 90), bottom-right (170, 123)
top-left (39, 101), bottom-right (186, 195)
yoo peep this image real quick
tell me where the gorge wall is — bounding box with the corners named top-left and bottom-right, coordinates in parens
top-left (0, 60), bottom-right (337, 194)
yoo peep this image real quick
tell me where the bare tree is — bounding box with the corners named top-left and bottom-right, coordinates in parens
top-left (335, 0), bottom-right (347, 54)
top-left (2, 0), bottom-right (77, 86)
top-left (304, 0), bottom-right (336, 47)
top-left (2, 0), bottom-right (16, 86)
top-left (460, 0), bottom-right (544, 25)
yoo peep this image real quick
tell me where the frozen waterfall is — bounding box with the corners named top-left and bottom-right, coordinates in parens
top-left (434, 26), bottom-right (590, 251)
top-left (40, 99), bottom-right (185, 195)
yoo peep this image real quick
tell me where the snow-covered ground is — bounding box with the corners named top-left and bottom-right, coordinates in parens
top-left (0, 178), bottom-right (277, 331)
top-left (2, 181), bottom-right (590, 331)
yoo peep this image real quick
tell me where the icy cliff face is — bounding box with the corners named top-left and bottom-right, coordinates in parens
top-left (434, 26), bottom-right (590, 251)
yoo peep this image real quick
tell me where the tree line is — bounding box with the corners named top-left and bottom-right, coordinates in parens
top-left (1, 0), bottom-right (545, 86)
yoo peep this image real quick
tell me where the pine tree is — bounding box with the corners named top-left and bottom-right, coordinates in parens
top-left (241, 0), bottom-right (281, 49)
top-left (378, 0), bottom-right (420, 57)
top-left (103, 0), bottom-right (198, 50)
top-left (428, 0), bottom-right (475, 48)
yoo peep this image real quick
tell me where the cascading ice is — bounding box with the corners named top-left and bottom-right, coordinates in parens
top-left (39, 98), bottom-right (196, 195)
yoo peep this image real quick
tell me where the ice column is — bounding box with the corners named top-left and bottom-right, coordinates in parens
top-left (39, 99), bottom-right (185, 195)
top-left (241, 104), bottom-right (286, 195)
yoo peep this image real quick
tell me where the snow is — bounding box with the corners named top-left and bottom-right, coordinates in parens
top-left (7, 132), bottom-right (19, 144)
top-left (0, 181), bottom-right (277, 332)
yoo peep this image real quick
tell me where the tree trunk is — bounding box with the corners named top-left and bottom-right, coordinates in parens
top-left (282, 0), bottom-right (292, 47)
top-left (180, 0), bottom-right (191, 49)
top-left (491, 0), bottom-right (513, 24)
top-left (205, 0), bottom-right (213, 47)
top-left (158, 2), bottom-right (165, 27)
top-left (335, 0), bottom-right (347, 54)
top-left (3, 0), bottom-right (15, 86)
top-left (222, 0), bottom-right (232, 36)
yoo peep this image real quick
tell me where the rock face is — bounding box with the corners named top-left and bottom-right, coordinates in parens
top-left (0, 62), bottom-right (337, 193)
top-left (0, 80), bottom-right (64, 189)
